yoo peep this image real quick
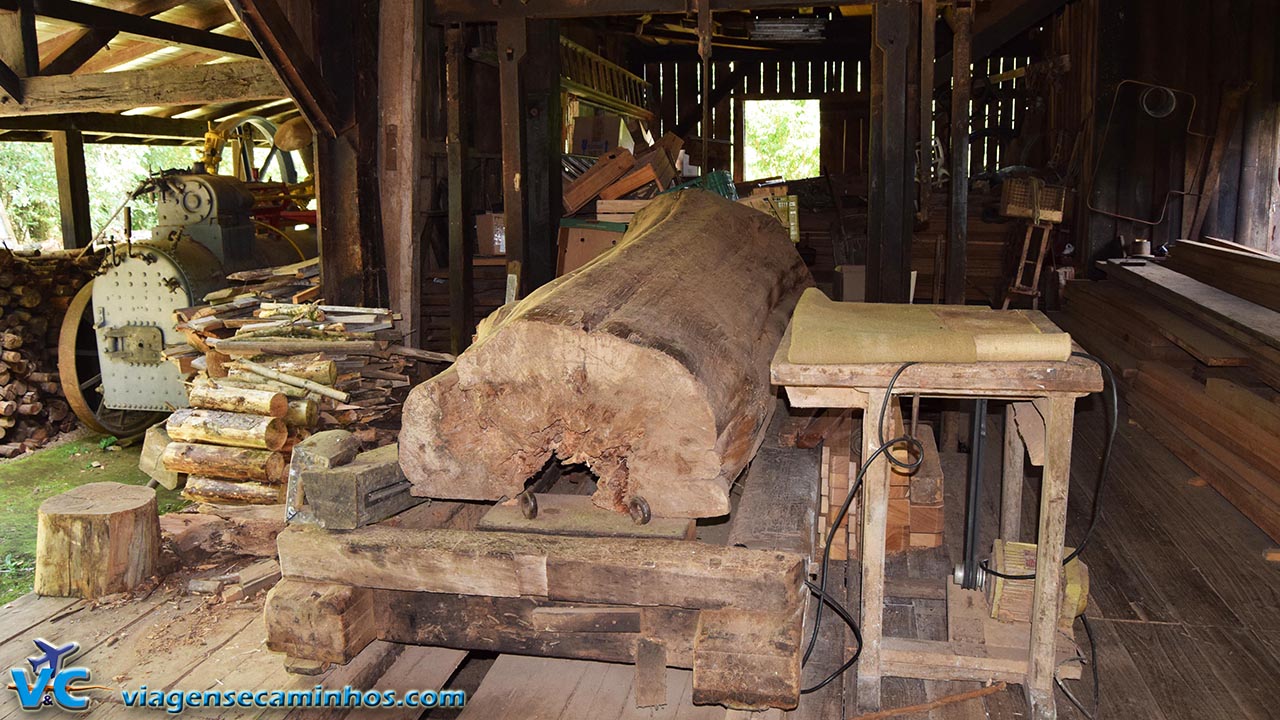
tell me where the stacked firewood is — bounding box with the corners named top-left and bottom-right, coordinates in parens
top-left (0, 249), bottom-right (99, 457)
top-left (159, 259), bottom-right (452, 504)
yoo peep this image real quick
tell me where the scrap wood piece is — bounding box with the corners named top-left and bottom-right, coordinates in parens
top-left (400, 190), bottom-right (813, 518)
top-left (232, 359), bottom-right (351, 402)
top-left (849, 682), bottom-right (1007, 720)
top-left (563, 148), bottom-right (636, 214)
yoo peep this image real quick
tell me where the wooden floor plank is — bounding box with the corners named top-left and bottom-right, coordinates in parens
top-left (1106, 620), bottom-right (1243, 720)
top-left (1095, 411), bottom-right (1280, 632)
top-left (1182, 625), bottom-right (1280, 720)
top-left (0, 594), bottom-right (82, 644)
top-left (0, 588), bottom-right (177, 720)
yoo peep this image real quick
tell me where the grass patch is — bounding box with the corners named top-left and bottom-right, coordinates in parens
top-left (0, 433), bottom-right (187, 604)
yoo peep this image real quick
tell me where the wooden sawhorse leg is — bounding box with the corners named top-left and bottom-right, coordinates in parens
top-left (1025, 395), bottom-right (1075, 720)
top-left (1001, 403), bottom-right (1026, 542)
top-left (856, 387), bottom-right (891, 711)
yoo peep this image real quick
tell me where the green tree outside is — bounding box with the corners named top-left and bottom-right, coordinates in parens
top-left (742, 98), bottom-right (821, 182)
top-left (0, 142), bottom-right (196, 248)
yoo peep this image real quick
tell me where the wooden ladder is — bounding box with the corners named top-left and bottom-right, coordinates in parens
top-left (1002, 222), bottom-right (1054, 310)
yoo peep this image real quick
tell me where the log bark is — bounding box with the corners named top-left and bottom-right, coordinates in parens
top-left (400, 190), bottom-right (812, 518)
top-left (161, 442), bottom-right (286, 483)
top-left (188, 383), bottom-right (288, 418)
top-left (35, 482), bottom-right (160, 598)
top-left (184, 476), bottom-right (285, 505)
top-left (166, 408), bottom-right (287, 450)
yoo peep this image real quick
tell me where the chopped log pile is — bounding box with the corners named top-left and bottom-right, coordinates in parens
top-left (155, 258), bottom-right (452, 504)
top-left (0, 249), bottom-right (99, 456)
top-left (401, 190), bottom-right (813, 518)
top-left (1059, 256), bottom-right (1280, 542)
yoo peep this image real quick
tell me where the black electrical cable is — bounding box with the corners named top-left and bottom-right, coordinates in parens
top-left (800, 580), bottom-right (862, 693)
top-left (980, 350), bottom-right (1117, 581)
top-left (801, 363), bottom-right (917, 678)
top-left (1055, 613), bottom-right (1100, 719)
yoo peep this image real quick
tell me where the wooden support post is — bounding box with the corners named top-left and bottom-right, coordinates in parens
top-left (857, 386), bottom-right (891, 711)
top-left (521, 19), bottom-right (561, 291)
top-left (445, 26), bottom-right (474, 355)
top-left (1026, 395), bottom-right (1074, 719)
top-left (378, 0), bottom-right (423, 346)
top-left (1001, 402), bottom-right (1025, 541)
top-left (867, 0), bottom-right (912, 303)
top-left (52, 130), bottom-right (92, 250)
top-left (917, 0), bottom-right (936, 224)
top-left (732, 96), bottom-right (746, 183)
top-left (944, 4), bottom-right (972, 306)
top-left (310, 0), bottom-right (383, 307)
top-left (497, 17), bottom-right (528, 299)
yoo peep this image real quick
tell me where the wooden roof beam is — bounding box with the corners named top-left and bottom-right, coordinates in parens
top-left (39, 0), bottom-right (187, 75)
top-left (429, 0), bottom-right (873, 23)
top-left (73, 3), bottom-right (235, 74)
top-left (0, 0), bottom-right (259, 58)
top-left (0, 60), bottom-right (286, 116)
top-left (225, 0), bottom-right (340, 137)
top-left (0, 111), bottom-right (207, 137)
top-left (934, 0), bottom-right (1070, 88)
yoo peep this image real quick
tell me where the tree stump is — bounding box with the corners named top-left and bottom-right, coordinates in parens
top-left (35, 482), bottom-right (161, 598)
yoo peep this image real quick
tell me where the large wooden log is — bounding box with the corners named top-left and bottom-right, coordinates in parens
top-left (400, 190), bottom-right (812, 517)
top-left (166, 408), bottom-right (287, 450)
top-left (161, 442), bottom-right (287, 483)
top-left (188, 383), bottom-right (288, 417)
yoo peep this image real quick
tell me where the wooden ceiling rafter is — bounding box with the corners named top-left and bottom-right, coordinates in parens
top-left (0, 0), bottom-right (259, 59)
top-left (37, 0), bottom-right (186, 75)
top-left (225, 0), bottom-right (340, 137)
top-left (72, 3), bottom-right (238, 75)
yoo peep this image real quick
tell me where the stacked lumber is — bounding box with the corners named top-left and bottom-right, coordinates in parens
top-left (809, 408), bottom-right (945, 559)
top-left (0, 249), bottom-right (99, 456)
top-left (816, 410), bottom-right (854, 560)
top-left (420, 261), bottom-right (507, 353)
top-left (1163, 239), bottom-right (1280, 313)
top-left (1062, 259), bottom-right (1280, 541)
top-left (159, 261), bottom-right (453, 504)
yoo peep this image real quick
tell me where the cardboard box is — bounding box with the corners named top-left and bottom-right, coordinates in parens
top-left (570, 113), bottom-right (633, 156)
top-left (557, 221), bottom-right (626, 275)
top-left (475, 213), bottom-right (505, 256)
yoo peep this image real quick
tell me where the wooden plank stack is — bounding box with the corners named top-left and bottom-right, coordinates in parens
top-left (814, 410), bottom-right (945, 559)
top-left (1061, 257), bottom-right (1280, 541)
top-left (0, 249), bottom-right (99, 456)
top-left (1163, 239), bottom-right (1280, 312)
top-left (159, 259), bottom-right (452, 505)
top-left (420, 260), bottom-right (507, 353)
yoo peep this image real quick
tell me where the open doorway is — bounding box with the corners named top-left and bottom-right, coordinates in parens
top-left (741, 98), bottom-right (822, 182)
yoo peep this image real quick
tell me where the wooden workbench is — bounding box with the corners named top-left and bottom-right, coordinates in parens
top-left (770, 311), bottom-right (1103, 720)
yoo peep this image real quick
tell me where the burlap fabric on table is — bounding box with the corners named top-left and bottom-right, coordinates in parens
top-left (787, 288), bottom-right (1072, 365)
